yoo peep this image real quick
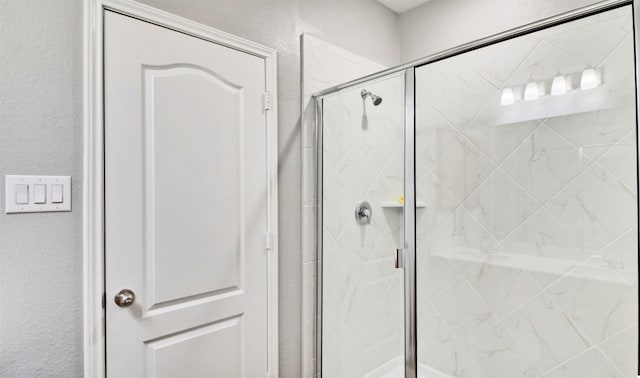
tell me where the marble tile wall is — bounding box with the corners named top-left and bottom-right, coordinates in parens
top-left (415, 6), bottom-right (638, 378)
top-left (321, 74), bottom-right (406, 377)
top-left (301, 34), bottom-right (388, 378)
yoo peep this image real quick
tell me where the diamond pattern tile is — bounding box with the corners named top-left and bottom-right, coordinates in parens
top-left (433, 278), bottom-right (498, 341)
top-left (427, 204), bottom-right (500, 272)
top-left (502, 124), bottom-right (593, 202)
top-left (546, 164), bottom-right (637, 250)
top-left (464, 258), bottom-right (541, 317)
top-left (599, 326), bottom-right (639, 377)
top-left (468, 323), bottom-right (544, 378)
top-left (322, 6), bottom-right (637, 378)
top-left (600, 226), bottom-right (638, 287)
top-left (595, 132), bottom-right (637, 193)
top-left (434, 135), bottom-right (497, 202)
top-left (543, 11), bottom-right (632, 68)
top-left (500, 208), bottom-right (590, 288)
top-left (463, 112), bottom-right (540, 166)
top-left (416, 59), bottom-right (496, 131)
top-left (545, 103), bottom-right (635, 160)
top-left (460, 36), bottom-right (540, 89)
top-left (416, 95), bottom-right (460, 168)
top-left (414, 7), bottom-right (637, 378)
top-left (545, 347), bottom-right (625, 378)
top-left (504, 292), bottom-right (590, 373)
top-left (463, 170), bottom-right (540, 240)
top-left (545, 256), bottom-right (638, 344)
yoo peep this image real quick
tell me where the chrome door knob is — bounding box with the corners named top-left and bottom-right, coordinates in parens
top-left (114, 289), bottom-right (135, 307)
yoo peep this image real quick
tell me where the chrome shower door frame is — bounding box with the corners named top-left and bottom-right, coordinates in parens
top-left (314, 1), bottom-right (638, 377)
top-left (403, 67), bottom-right (417, 377)
top-left (313, 69), bottom-right (412, 377)
top-left (633, 1), bottom-right (640, 375)
top-left (314, 96), bottom-right (323, 378)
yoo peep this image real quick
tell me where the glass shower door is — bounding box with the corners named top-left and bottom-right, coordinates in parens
top-left (415, 5), bottom-right (638, 378)
top-left (320, 74), bottom-right (406, 377)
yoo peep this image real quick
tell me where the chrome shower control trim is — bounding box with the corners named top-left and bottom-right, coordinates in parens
top-left (355, 201), bottom-right (372, 225)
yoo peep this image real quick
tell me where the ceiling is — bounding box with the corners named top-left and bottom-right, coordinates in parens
top-left (376, 0), bottom-right (430, 14)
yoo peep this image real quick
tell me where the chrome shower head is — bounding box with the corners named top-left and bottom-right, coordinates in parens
top-left (361, 89), bottom-right (383, 106)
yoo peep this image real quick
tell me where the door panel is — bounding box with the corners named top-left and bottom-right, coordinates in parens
top-left (143, 65), bottom-right (244, 308)
top-left (145, 316), bottom-right (242, 378)
top-left (105, 11), bottom-right (268, 377)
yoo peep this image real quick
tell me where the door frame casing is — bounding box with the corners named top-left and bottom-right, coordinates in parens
top-left (83, 1), bottom-right (279, 376)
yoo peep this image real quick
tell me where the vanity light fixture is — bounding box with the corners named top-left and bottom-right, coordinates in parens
top-left (580, 68), bottom-right (599, 90)
top-left (501, 68), bottom-right (599, 105)
top-left (524, 82), bottom-right (539, 101)
top-left (551, 75), bottom-right (568, 96)
top-left (501, 87), bottom-right (515, 105)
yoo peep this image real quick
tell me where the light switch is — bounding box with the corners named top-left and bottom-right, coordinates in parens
top-left (15, 184), bottom-right (28, 204)
top-left (51, 184), bottom-right (63, 203)
top-left (34, 184), bottom-right (46, 204)
top-left (5, 175), bottom-right (71, 214)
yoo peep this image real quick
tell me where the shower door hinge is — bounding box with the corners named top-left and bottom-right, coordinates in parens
top-left (262, 92), bottom-right (272, 111)
top-left (264, 231), bottom-right (273, 252)
top-left (102, 292), bottom-right (106, 309)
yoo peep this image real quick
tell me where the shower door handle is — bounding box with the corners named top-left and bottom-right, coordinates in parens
top-left (395, 248), bottom-right (403, 269)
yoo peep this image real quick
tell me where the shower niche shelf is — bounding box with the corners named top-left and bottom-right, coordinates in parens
top-left (380, 201), bottom-right (426, 208)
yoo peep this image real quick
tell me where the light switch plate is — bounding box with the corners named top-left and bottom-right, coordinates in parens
top-left (5, 175), bottom-right (71, 214)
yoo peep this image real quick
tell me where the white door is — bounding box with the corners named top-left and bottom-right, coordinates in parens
top-left (104, 11), bottom-right (271, 377)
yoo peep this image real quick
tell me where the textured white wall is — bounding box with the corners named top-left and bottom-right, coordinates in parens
top-left (399, 0), bottom-right (605, 62)
top-left (0, 0), bottom-right (84, 376)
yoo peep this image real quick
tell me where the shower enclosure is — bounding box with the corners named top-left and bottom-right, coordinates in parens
top-left (315, 1), bottom-right (639, 377)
